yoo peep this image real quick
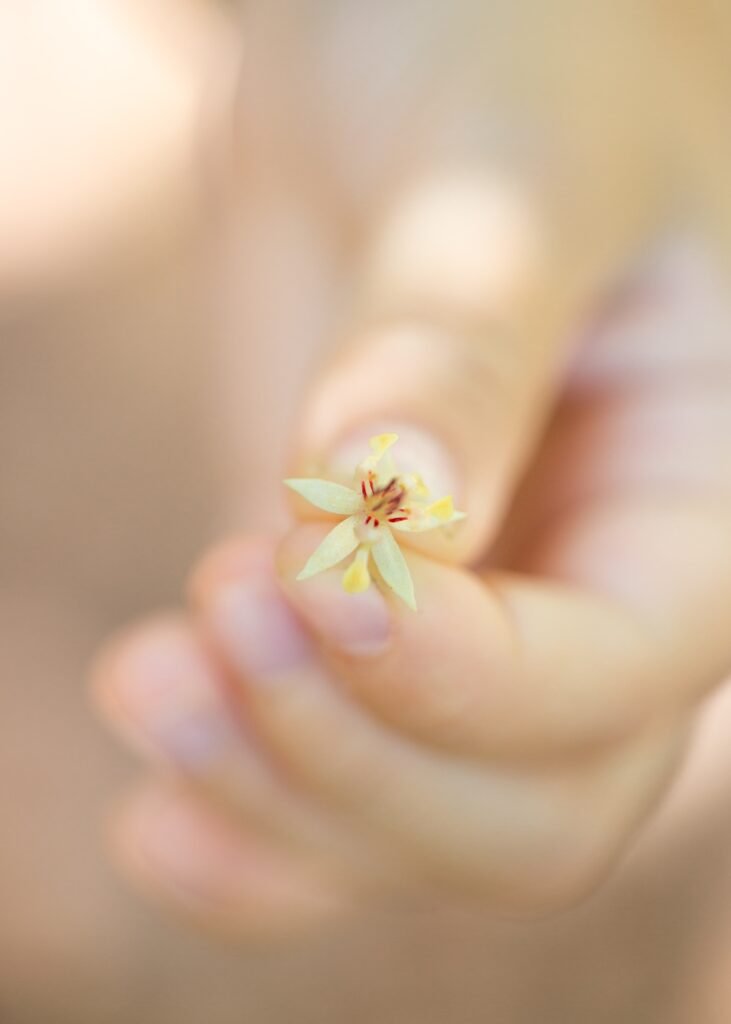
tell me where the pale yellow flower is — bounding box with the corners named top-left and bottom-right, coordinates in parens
top-left (284, 433), bottom-right (465, 610)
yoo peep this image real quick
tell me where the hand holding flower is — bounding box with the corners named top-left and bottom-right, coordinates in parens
top-left (92, 177), bottom-right (731, 938)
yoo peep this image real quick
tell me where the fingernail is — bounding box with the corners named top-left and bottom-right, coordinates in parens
top-left (127, 788), bottom-right (345, 916)
top-left (105, 624), bottom-right (237, 768)
top-left (329, 419), bottom-right (459, 500)
top-left (208, 575), bottom-right (313, 681)
top-left (295, 579), bottom-right (391, 657)
top-left (134, 790), bottom-right (242, 902)
top-left (277, 528), bottom-right (391, 657)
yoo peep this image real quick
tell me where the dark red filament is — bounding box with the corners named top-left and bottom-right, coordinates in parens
top-left (361, 480), bottom-right (367, 499)
top-left (363, 477), bottom-right (406, 525)
top-left (388, 516), bottom-right (408, 523)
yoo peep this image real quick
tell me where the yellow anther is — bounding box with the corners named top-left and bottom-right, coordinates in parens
top-left (368, 433), bottom-right (399, 458)
top-left (343, 550), bottom-right (371, 593)
top-left (427, 495), bottom-right (454, 520)
top-left (404, 471), bottom-right (429, 497)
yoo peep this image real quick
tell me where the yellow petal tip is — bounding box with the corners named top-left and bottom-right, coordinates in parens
top-left (369, 433), bottom-right (398, 456)
top-left (342, 558), bottom-right (371, 594)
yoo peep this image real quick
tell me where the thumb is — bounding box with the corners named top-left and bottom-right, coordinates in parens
top-left (289, 166), bottom-right (652, 563)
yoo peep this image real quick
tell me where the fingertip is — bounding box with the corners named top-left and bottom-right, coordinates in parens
top-left (274, 522), bottom-right (334, 581)
top-left (275, 524), bottom-right (394, 657)
top-left (295, 405), bottom-right (477, 565)
top-left (186, 534), bottom-right (277, 607)
top-left (109, 782), bottom-right (350, 937)
top-left (275, 527), bottom-right (522, 755)
top-left (90, 614), bottom-right (239, 771)
top-left (89, 614), bottom-right (190, 723)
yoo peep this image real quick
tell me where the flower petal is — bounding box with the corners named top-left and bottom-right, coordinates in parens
top-left (375, 450), bottom-right (398, 488)
top-left (359, 433), bottom-right (399, 481)
top-left (391, 509), bottom-right (467, 533)
top-left (285, 478), bottom-right (363, 515)
top-left (296, 516), bottom-right (360, 580)
top-left (371, 527), bottom-right (416, 611)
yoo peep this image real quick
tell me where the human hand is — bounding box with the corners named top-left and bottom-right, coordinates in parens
top-left (92, 180), bottom-right (731, 934)
top-left (79, 0), bottom-right (731, 938)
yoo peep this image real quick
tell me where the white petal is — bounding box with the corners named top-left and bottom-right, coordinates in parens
top-left (372, 527), bottom-right (416, 610)
top-left (285, 478), bottom-right (363, 515)
top-left (375, 450), bottom-right (398, 487)
top-left (391, 510), bottom-right (466, 533)
top-left (359, 433), bottom-right (399, 480)
top-left (296, 516), bottom-right (360, 580)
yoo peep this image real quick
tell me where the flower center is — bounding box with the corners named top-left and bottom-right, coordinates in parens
top-left (360, 476), bottom-right (410, 527)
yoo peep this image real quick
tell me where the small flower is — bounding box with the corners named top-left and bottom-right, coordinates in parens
top-left (284, 433), bottom-right (465, 610)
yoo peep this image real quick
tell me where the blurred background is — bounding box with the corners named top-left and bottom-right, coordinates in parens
top-left (3, 2), bottom-right (731, 1021)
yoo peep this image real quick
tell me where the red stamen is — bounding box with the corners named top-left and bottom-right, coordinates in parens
top-left (388, 516), bottom-right (408, 523)
top-left (361, 480), bottom-right (367, 499)
top-left (373, 519), bottom-right (380, 527)
top-left (365, 515), bottom-right (372, 525)
top-left (369, 479), bottom-right (375, 494)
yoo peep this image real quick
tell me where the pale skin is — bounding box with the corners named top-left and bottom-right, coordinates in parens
top-left (16, 1), bottom-right (727, 939)
top-left (92, 226), bottom-right (731, 934)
